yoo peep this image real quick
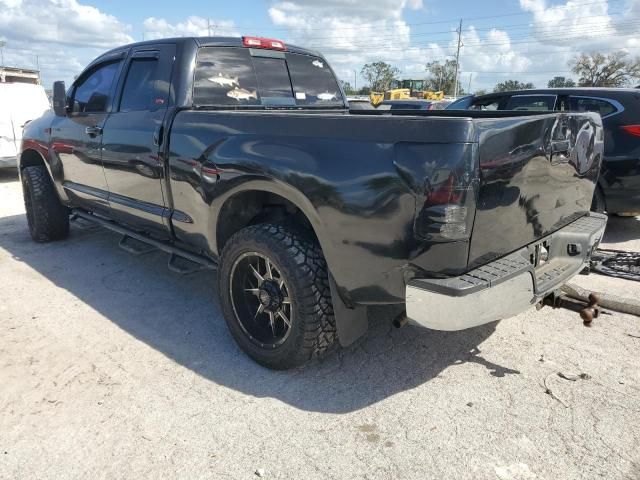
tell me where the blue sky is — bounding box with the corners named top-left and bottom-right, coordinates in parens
top-left (87, 0), bottom-right (522, 41)
top-left (1, 0), bottom-right (638, 91)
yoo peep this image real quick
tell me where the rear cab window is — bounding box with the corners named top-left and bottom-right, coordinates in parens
top-left (193, 47), bottom-right (344, 108)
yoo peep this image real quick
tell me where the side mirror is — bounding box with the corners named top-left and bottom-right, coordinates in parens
top-left (52, 81), bottom-right (67, 116)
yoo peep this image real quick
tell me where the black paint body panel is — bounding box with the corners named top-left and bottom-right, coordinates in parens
top-left (450, 88), bottom-right (640, 214)
top-left (20, 37), bottom-right (604, 306)
top-left (469, 113), bottom-right (603, 266)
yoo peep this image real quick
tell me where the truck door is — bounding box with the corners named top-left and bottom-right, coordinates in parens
top-left (100, 44), bottom-right (176, 234)
top-left (49, 55), bottom-right (125, 212)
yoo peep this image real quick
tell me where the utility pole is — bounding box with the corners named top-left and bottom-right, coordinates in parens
top-left (36, 55), bottom-right (40, 85)
top-left (354, 70), bottom-right (357, 92)
top-left (453, 19), bottom-right (463, 97)
top-left (467, 73), bottom-right (472, 93)
top-left (207, 18), bottom-right (216, 36)
top-left (0, 41), bottom-right (5, 83)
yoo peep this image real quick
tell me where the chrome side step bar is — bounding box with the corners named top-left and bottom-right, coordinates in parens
top-left (71, 209), bottom-right (217, 273)
top-left (118, 234), bottom-right (156, 256)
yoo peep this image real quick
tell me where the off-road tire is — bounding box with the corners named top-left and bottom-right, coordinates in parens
top-left (591, 186), bottom-right (606, 214)
top-left (218, 223), bottom-right (336, 369)
top-left (21, 165), bottom-right (69, 242)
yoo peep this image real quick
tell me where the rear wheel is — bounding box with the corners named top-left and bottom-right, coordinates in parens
top-left (591, 186), bottom-right (606, 214)
top-left (21, 165), bottom-right (69, 242)
top-left (218, 223), bottom-right (336, 369)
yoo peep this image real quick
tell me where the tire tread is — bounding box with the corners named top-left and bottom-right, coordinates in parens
top-left (219, 223), bottom-right (337, 369)
top-left (22, 165), bottom-right (69, 242)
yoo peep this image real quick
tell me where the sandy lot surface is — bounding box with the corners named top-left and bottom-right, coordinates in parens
top-left (1, 168), bottom-right (639, 480)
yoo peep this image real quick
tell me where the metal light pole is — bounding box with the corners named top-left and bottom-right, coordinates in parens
top-left (0, 41), bottom-right (6, 83)
top-left (36, 55), bottom-right (41, 85)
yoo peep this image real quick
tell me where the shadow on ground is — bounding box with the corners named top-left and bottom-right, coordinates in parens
top-left (603, 215), bottom-right (640, 245)
top-left (0, 168), bottom-right (18, 183)
top-left (0, 213), bottom-right (516, 413)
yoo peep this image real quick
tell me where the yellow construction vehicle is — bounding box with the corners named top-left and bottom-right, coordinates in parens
top-left (369, 79), bottom-right (444, 106)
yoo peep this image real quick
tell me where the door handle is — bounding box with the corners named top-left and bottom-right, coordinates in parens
top-left (85, 126), bottom-right (103, 137)
top-left (153, 125), bottom-right (164, 147)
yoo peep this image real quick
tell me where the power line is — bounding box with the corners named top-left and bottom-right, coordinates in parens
top-left (277, 10), bottom-right (634, 43)
top-left (316, 19), bottom-right (640, 49)
top-left (219, 0), bottom-right (627, 33)
top-left (318, 25), bottom-right (640, 55)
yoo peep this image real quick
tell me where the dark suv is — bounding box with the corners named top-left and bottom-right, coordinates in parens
top-left (448, 88), bottom-right (640, 215)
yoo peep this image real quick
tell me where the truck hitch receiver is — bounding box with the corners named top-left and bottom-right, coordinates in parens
top-left (538, 291), bottom-right (601, 326)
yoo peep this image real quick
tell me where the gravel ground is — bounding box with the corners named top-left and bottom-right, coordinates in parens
top-left (1, 168), bottom-right (639, 480)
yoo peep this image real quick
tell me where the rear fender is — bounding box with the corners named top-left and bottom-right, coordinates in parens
top-left (212, 179), bottom-right (369, 344)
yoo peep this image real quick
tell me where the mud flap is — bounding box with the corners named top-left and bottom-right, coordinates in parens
top-left (328, 274), bottom-right (368, 347)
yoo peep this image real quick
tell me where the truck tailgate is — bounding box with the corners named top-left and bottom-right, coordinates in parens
top-left (468, 112), bottom-right (603, 267)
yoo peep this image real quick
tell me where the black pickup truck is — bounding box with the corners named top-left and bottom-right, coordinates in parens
top-left (20, 36), bottom-right (607, 369)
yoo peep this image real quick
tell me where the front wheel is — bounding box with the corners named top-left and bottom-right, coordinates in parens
top-left (21, 165), bottom-right (69, 242)
top-left (218, 224), bottom-right (336, 369)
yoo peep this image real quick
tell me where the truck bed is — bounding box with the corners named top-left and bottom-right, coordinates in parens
top-left (168, 109), bottom-right (603, 303)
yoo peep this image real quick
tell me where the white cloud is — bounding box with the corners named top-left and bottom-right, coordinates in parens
top-left (142, 16), bottom-right (239, 40)
top-left (0, 0), bottom-right (133, 48)
top-left (268, 0), bottom-right (424, 88)
top-left (501, 0), bottom-right (640, 89)
top-left (0, 0), bottom-right (133, 87)
top-left (520, 0), bottom-right (616, 46)
top-left (265, 0), bottom-right (640, 92)
top-left (1, 0), bottom-right (637, 94)
top-left (265, 0), bottom-right (567, 92)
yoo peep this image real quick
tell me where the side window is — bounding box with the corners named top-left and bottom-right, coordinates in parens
top-left (194, 47), bottom-right (259, 106)
top-left (505, 95), bottom-right (556, 111)
top-left (569, 97), bottom-right (617, 117)
top-left (72, 61), bottom-right (121, 113)
top-left (470, 98), bottom-right (502, 111)
top-left (286, 53), bottom-right (343, 106)
top-left (120, 58), bottom-right (162, 112)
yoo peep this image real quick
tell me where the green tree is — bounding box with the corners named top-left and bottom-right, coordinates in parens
top-left (340, 80), bottom-right (356, 95)
top-left (570, 51), bottom-right (640, 87)
top-left (493, 80), bottom-right (535, 92)
top-left (547, 76), bottom-right (576, 88)
top-left (360, 62), bottom-right (399, 92)
top-left (474, 88), bottom-right (488, 96)
top-left (424, 59), bottom-right (463, 95)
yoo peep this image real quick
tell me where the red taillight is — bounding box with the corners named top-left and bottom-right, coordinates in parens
top-left (242, 36), bottom-right (286, 51)
top-left (416, 172), bottom-right (471, 241)
top-left (425, 174), bottom-right (462, 205)
top-left (621, 125), bottom-right (640, 137)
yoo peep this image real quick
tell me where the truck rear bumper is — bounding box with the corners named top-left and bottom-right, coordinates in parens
top-left (406, 213), bottom-right (607, 331)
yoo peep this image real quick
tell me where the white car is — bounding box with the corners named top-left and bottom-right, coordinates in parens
top-left (0, 83), bottom-right (50, 168)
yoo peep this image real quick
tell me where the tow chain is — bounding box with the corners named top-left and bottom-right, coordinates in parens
top-left (589, 249), bottom-right (640, 282)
